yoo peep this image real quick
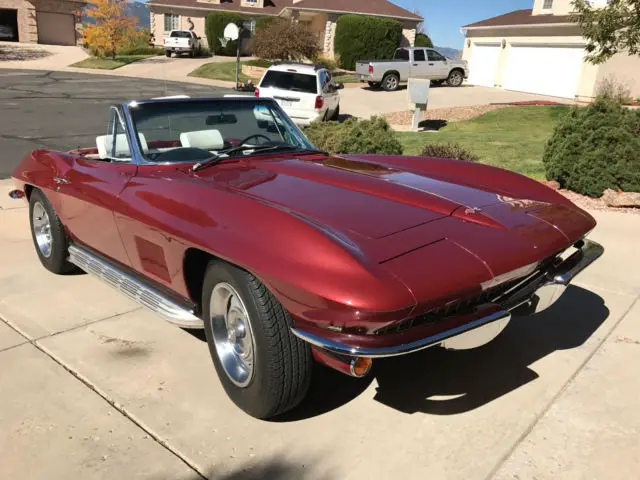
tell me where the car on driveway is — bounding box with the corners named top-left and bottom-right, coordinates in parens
top-left (9, 96), bottom-right (603, 419)
top-left (255, 63), bottom-right (343, 125)
top-left (356, 47), bottom-right (469, 91)
top-left (164, 30), bottom-right (203, 58)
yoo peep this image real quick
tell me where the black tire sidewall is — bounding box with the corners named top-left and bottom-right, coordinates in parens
top-left (448, 70), bottom-right (463, 87)
top-left (202, 262), bottom-right (308, 419)
top-left (383, 74), bottom-right (399, 91)
top-left (28, 190), bottom-right (72, 274)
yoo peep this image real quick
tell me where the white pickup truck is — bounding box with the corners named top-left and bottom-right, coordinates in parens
top-left (164, 30), bottom-right (203, 58)
top-left (356, 47), bottom-right (469, 91)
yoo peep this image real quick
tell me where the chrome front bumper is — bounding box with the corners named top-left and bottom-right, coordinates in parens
top-left (292, 239), bottom-right (604, 359)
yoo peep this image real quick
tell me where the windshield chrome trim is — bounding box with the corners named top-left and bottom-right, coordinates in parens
top-left (121, 97), bottom-right (315, 166)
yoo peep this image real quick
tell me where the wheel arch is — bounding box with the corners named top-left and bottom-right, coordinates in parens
top-left (383, 70), bottom-right (400, 80)
top-left (449, 67), bottom-right (465, 77)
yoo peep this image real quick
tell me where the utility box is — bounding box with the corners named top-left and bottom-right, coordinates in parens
top-left (408, 78), bottom-right (431, 106)
top-left (407, 78), bottom-right (431, 130)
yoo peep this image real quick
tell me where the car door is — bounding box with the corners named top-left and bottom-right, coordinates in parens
top-left (321, 70), bottom-right (339, 114)
top-left (410, 48), bottom-right (431, 78)
top-left (56, 106), bottom-right (137, 266)
top-left (426, 49), bottom-right (450, 79)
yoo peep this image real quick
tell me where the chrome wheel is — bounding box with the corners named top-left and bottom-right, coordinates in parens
top-left (32, 201), bottom-right (52, 258)
top-left (384, 74), bottom-right (399, 91)
top-left (449, 71), bottom-right (463, 87)
top-left (210, 282), bottom-right (256, 388)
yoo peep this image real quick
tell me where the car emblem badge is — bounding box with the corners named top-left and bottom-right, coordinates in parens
top-left (465, 207), bottom-right (481, 215)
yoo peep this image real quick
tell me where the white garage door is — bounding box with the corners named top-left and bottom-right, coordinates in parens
top-left (502, 45), bottom-right (585, 98)
top-left (467, 44), bottom-right (501, 87)
top-left (37, 11), bottom-right (75, 46)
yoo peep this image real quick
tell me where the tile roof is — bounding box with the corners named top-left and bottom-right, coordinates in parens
top-left (463, 9), bottom-right (573, 29)
top-left (147, 0), bottom-right (422, 21)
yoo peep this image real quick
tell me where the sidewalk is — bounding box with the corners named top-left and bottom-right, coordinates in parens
top-left (1, 177), bottom-right (640, 479)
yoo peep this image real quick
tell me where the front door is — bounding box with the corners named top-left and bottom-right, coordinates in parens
top-left (57, 107), bottom-right (136, 266)
top-left (409, 48), bottom-right (431, 78)
top-left (426, 49), bottom-right (450, 79)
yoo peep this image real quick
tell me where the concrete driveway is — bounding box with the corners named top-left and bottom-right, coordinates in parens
top-left (1, 176), bottom-right (639, 479)
top-left (339, 84), bottom-right (576, 119)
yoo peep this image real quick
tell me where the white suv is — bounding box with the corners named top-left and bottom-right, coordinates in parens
top-left (255, 63), bottom-right (343, 126)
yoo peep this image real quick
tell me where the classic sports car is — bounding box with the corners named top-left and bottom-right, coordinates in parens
top-left (9, 96), bottom-right (603, 419)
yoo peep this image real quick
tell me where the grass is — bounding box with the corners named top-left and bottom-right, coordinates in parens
top-left (189, 60), bottom-right (361, 84)
top-left (397, 106), bottom-right (571, 180)
top-left (189, 61), bottom-right (251, 83)
top-left (70, 54), bottom-right (155, 70)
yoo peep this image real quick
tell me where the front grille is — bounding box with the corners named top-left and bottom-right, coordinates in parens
top-left (374, 257), bottom-right (557, 336)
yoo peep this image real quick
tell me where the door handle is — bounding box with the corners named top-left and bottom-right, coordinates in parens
top-left (429, 63), bottom-right (434, 66)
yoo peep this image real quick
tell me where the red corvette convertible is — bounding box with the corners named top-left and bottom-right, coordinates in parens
top-left (9, 96), bottom-right (603, 419)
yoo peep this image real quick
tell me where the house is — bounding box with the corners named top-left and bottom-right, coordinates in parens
top-left (0, 0), bottom-right (85, 45)
top-left (461, 0), bottom-right (640, 100)
top-left (146, 0), bottom-right (423, 59)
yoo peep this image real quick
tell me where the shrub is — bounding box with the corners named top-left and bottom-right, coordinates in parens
top-left (415, 33), bottom-right (434, 48)
top-left (118, 45), bottom-right (163, 56)
top-left (334, 15), bottom-right (403, 70)
top-left (205, 12), bottom-right (244, 56)
top-left (304, 117), bottom-right (403, 155)
top-left (595, 75), bottom-right (634, 105)
top-left (252, 19), bottom-right (320, 61)
top-left (256, 16), bottom-right (276, 32)
top-left (543, 98), bottom-right (640, 197)
top-left (313, 55), bottom-right (338, 71)
top-left (421, 143), bottom-right (479, 162)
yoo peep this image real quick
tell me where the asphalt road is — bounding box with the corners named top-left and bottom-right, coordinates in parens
top-left (0, 69), bottom-right (231, 178)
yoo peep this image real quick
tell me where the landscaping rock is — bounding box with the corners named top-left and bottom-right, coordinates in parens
top-left (602, 189), bottom-right (640, 208)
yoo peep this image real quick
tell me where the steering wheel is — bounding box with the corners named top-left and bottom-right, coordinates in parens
top-left (238, 134), bottom-right (273, 146)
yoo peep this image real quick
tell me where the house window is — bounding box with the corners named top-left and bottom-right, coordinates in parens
top-left (164, 13), bottom-right (179, 32)
top-left (543, 0), bottom-right (553, 9)
top-left (243, 19), bottom-right (256, 34)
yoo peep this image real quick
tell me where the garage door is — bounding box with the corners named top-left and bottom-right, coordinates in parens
top-left (502, 45), bottom-right (585, 98)
top-left (467, 44), bottom-right (501, 87)
top-left (37, 11), bottom-right (75, 46)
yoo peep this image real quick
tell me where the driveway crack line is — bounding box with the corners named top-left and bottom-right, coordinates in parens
top-left (485, 294), bottom-right (640, 480)
top-left (0, 310), bottom-right (207, 479)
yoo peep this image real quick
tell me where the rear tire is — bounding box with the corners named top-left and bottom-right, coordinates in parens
top-left (28, 189), bottom-right (75, 275)
top-left (202, 261), bottom-right (312, 419)
top-left (382, 73), bottom-right (400, 92)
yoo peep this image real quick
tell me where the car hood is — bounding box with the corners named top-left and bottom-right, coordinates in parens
top-left (195, 154), bottom-right (595, 271)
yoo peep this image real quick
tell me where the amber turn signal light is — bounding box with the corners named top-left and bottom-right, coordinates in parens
top-left (350, 357), bottom-right (373, 378)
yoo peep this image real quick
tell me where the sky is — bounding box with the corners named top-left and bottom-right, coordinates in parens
top-left (397, 0), bottom-right (533, 49)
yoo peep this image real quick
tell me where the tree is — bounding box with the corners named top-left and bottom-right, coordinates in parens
top-left (415, 33), bottom-right (434, 48)
top-left (572, 0), bottom-right (640, 64)
top-left (252, 19), bottom-right (320, 61)
top-left (83, 0), bottom-right (138, 59)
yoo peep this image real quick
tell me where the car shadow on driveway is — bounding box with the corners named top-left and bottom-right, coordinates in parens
top-left (372, 285), bottom-right (608, 415)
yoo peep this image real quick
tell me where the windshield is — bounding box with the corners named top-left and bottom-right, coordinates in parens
top-left (128, 99), bottom-right (316, 163)
top-left (170, 31), bottom-right (191, 38)
top-left (260, 71), bottom-right (318, 94)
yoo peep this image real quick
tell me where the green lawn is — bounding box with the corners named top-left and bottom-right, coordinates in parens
top-left (397, 106), bottom-right (571, 180)
top-left (190, 61), bottom-right (360, 84)
top-left (70, 55), bottom-right (155, 70)
top-left (189, 61), bottom-right (250, 83)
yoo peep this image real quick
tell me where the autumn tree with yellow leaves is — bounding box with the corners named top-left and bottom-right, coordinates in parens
top-left (83, 0), bottom-right (138, 59)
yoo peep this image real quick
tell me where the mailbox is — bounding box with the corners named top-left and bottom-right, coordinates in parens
top-left (408, 78), bottom-right (431, 106)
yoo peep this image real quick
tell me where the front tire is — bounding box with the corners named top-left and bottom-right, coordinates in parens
top-left (367, 81), bottom-right (381, 89)
top-left (447, 69), bottom-right (464, 87)
top-left (165, 50), bottom-right (171, 58)
top-left (382, 73), bottom-right (400, 92)
top-left (202, 261), bottom-right (312, 419)
top-left (28, 189), bottom-right (75, 274)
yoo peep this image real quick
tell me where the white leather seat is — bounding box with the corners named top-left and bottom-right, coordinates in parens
top-left (96, 133), bottom-right (149, 160)
top-left (179, 129), bottom-right (224, 151)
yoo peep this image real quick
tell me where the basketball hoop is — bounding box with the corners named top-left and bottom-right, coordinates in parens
top-left (219, 37), bottom-right (229, 49)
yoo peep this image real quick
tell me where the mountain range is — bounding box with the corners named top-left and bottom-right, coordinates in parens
top-left (435, 46), bottom-right (462, 59)
top-left (82, 1), bottom-right (150, 29)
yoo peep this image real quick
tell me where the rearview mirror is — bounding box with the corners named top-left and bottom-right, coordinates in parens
top-left (336, 83), bottom-right (344, 90)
